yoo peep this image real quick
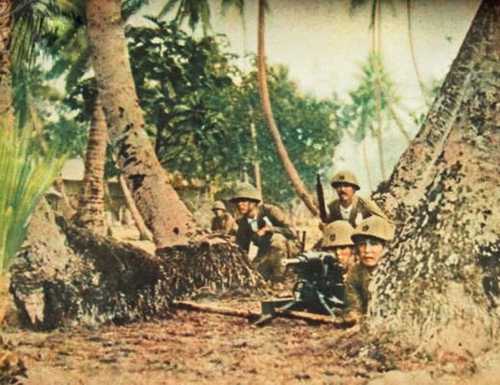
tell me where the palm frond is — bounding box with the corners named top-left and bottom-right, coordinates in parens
top-left (0, 127), bottom-right (66, 272)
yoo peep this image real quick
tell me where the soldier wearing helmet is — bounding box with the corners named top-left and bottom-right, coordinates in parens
top-left (230, 183), bottom-right (299, 283)
top-left (343, 216), bottom-right (395, 323)
top-left (319, 220), bottom-right (355, 275)
top-left (210, 200), bottom-right (237, 236)
top-left (326, 170), bottom-right (388, 227)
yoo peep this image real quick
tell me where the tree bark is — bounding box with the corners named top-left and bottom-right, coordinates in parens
top-left (249, 121), bottom-right (262, 196)
top-left (75, 96), bottom-right (108, 235)
top-left (406, 0), bottom-right (427, 104)
top-left (0, 0), bottom-right (14, 131)
top-left (371, 0), bottom-right (500, 344)
top-left (85, 0), bottom-right (197, 248)
top-left (256, 0), bottom-right (318, 217)
top-left (378, 0), bottom-right (489, 214)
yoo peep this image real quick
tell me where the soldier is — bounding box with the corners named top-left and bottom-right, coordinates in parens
top-left (210, 200), bottom-right (237, 236)
top-left (343, 215), bottom-right (394, 323)
top-left (230, 183), bottom-right (299, 283)
top-left (319, 220), bottom-right (356, 276)
top-left (326, 170), bottom-right (388, 227)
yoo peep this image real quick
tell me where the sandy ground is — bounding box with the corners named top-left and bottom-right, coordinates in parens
top-left (3, 294), bottom-right (496, 385)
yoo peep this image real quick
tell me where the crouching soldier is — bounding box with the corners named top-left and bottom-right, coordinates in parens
top-left (343, 215), bottom-right (394, 323)
top-left (210, 200), bottom-right (237, 236)
top-left (319, 220), bottom-right (356, 277)
top-left (230, 183), bottom-right (299, 283)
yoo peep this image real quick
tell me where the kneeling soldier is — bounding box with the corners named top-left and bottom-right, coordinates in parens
top-left (343, 216), bottom-right (394, 323)
top-left (230, 183), bottom-right (299, 283)
top-left (210, 200), bottom-right (237, 236)
top-left (319, 220), bottom-right (356, 277)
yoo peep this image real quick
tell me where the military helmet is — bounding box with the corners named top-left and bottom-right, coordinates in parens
top-left (212, 200), bottom-right (226, 211)
top-left (351, 216), bottom-right (395, 242)
top-left (230, 183), bottom-right (261, 203)
top-left (331, 171), bottom-right (360, 191)
top-left (322, 220), bottom-right (355, 248)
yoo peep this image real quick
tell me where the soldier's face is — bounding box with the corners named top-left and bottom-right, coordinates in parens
top-left (236, 200), bottom-right (257, 216)
top-left (335, 245), bottom-right (353, 268)
top-left (213, 209), bottom-right (224, 218)
top-left (335, 184), bottom-right (355, 205)
top-left (357, 237), bottom-right (385, 268)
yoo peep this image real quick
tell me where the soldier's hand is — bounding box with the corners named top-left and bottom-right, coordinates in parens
top-left (256, 225), bottom-right (272, 237)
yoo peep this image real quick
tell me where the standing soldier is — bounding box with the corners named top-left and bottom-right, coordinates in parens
top-left (343, 215), bottom-right (394, 323)
top-left (318, 220), bottom-right (356, 276)
top-left (230, 183), bottom-right (299, 283)
top-left (326, 170), bottom-right (388, 227)
top-left (210, 200), bottom-right (237, 236)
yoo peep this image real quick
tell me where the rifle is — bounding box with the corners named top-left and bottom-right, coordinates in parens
top-left (316, 173), bottom-right (328, 223)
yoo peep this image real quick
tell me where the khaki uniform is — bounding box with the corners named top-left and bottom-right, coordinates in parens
top-left (344, 263), bottom-right (373, 317)
top-left (235, 204), bottom-right (299, 282)
top-left (211, 212), bottom-right (237, 236)
top-left (326, 195), bottom-right (388, 227)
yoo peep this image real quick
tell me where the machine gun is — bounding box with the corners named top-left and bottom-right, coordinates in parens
top-left (254, 251), bottom-right (346, 326)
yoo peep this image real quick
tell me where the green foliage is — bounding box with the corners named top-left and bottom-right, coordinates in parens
top-left (338, 53), bottom-right (403, 142)
top-left (0, 128), bottom-right (65, 272)
top-left (239, 66), bottom-right (341, 203)
top-left (127, 20), bottom-right (341, 204)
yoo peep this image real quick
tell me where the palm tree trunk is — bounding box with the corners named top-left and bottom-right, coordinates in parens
top-left (380, 0), bottom-right (494, 210)
top-left (119, 174), bottom-right (153, 242)
top-left (406, 0), bottom-right (427, 104)
top-left (85, 0), bottom-right (197, 248)
top-left (372, 0), bottom-right (386, 180)
top-left (75, 96), bottom-right (108, 235)
top-left (256, 0), bottom-right (318, 216)
top-left (361, 139), bottom-right (374, 191)
top-left (371, 0), bottom-right (500, 339)
top-left (249, 121), bottom-right (262, 196)
top-left (0, 0), bottom-right (14, 131)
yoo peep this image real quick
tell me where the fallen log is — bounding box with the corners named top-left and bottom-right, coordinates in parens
top-left (173, 300), bottom-right (347, 326)
top-left (10, 201), bottom-right (265, 330)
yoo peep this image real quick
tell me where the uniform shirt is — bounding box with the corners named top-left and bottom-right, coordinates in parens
top-left (235, 204), bottom-right (296, 255)
top-left (210, 212), bottom-right (237, 235)
top-left (344, 263), bottom-right (374, 315)
top-left (326, 195), bottom-right (388, 227)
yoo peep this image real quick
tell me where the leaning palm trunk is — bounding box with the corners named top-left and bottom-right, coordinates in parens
top-left (256, 0), bottom-right (318, 216)
top-left (0, 0), bottom-right (14, 131)
top-left (119, 174), bottom-right (153, 241)
top-left (371, 0), bottom-right (500, 346)
top-left (85, 0), bottom-right (197, 248)
top-left (75, 96), bottom-right (108, 235)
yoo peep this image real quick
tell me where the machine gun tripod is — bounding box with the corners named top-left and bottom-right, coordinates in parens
top-left (254, 251), bottom-right (346, 326)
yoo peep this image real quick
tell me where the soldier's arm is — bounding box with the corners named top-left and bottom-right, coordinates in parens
top-left (344, 270), bottom-right (364, 317)
top-left (263, 205), bottom-right (297, 239)
top-left (224, 214), bottom-right (238, 235)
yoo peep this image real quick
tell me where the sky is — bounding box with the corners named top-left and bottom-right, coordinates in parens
top-left (131, 0), bottom-right (480, 195)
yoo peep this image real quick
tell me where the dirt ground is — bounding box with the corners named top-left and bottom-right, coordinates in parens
top-left (2, 294), bottom-right (499, 385)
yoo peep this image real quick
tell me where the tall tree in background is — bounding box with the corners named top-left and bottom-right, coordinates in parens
top-left (256, 0), bottom-right (318, 215)
top-left (85, 0), bottom-right (197, 248)
top-left (371, 0), bottom-right (499, 341)
top-left (74, 94), bottom-right (108, 235)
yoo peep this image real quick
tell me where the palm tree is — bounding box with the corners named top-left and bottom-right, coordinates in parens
top-left (85, 0), bottom-right (197, 248)
top-left (372, 0), bottom-right (500, 337)
top-left (256, 0), bottom-right (318, 216)
top-left (73, 94), bottom-right (108, 235)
